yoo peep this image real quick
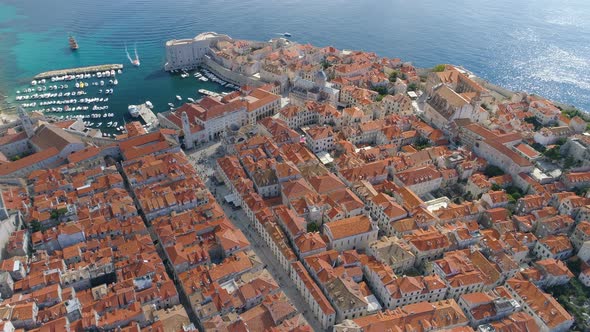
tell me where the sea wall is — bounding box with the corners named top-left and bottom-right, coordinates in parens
top-left (202, 56), bottom-right (262, 87)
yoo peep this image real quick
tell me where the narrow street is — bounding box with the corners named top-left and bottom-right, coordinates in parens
top-left (186, 143), bottom-right (324, 331)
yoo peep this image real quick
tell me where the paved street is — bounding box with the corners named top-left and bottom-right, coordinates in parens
top-left (186, 143), bottom-right (324, 331)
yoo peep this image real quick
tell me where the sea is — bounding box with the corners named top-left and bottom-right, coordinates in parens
top-left (1, 0), bottom-right (590, 131)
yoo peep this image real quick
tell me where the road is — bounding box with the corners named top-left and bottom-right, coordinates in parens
top-left (186, 142), bottom-right (324, 331)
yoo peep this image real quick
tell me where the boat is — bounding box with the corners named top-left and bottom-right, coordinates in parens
top-left (176, 95), bottom-right (182, 101)
top-left (128, 105), bottom-right (140, 117)
top-left (69, 35), bottom-right (79, 50)
top-left (113, 79), bottom-right (118, 85)
top-left (282, 32), bottom-right (292, 37)
top-left (100, 80), bottom-right (104, 86)
top-left (145, 101), bottom-right (153, 108)
top-left (132, 59), bottom-right (140, 66)
top-left (187, 97), bottom-right (195, 103)
top-left (168, 103), bottom-right (174, 107)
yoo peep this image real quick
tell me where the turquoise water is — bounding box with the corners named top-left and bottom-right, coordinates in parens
top-left (1, 0), bottom-right (590, 120)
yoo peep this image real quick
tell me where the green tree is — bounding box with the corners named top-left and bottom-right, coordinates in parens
top-left (407, 83), bottom-right (418, 91)
top-left (543, 146), bottom-right (561, 160)
top-left (389, 71), bottom-right (399, 82)
top-left (524, 116), bottom-right (542, 131)
top-left (372, 86), bottom-right (388, 95)
top-left (484, 165), bottom-right (505, 177)
top-left (307, 222), bottom-right (320, 233)
top-left (30, 220), bottom-right (42, 233)
top-left (433, 64), bottom-right (446, 72)
top-left (414, 137), bottom-right (431, 150)
top-left (531, 142), bottom-right (546, 153)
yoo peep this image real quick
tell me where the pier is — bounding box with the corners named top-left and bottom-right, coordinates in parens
top-left (34, 64), bottom-right (124, 79)
top-left (135, 103), bottom-right (159, 130)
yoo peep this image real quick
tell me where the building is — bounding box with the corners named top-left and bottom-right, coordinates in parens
top-left (532, 235), bottom-right (573, 260)
top-left (393, 166), bottom-right (443, 197)
top-left (323, 215), bottom-right (378, 252)
top-left (424, 84), bottom-right (488, 132)
top-left (303, 126), bottom-right (335, 153)
top-left (290, 261), bottom-right (336, 329)
top-left (164, 32), bottom-right (230, 71)
top-left (333, 299), bottom-right (469, 332)
top-left (367, 236), bottom-right (416, 273)
top-left (505, 279), bottom-right (573, 332)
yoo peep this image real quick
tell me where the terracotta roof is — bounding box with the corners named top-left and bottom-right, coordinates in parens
top-left (324, 215), bottom-right (374, 240)
top-left (0, 147), bottom-right (59, 176)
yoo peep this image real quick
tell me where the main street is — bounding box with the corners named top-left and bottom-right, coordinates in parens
top-left (186, 143), bottom-right (324, 331)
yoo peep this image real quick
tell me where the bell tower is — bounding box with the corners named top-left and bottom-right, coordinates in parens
top-left (18, 106), bottom-right (35, 138)
top-left (181, 111), bottom-right (194, 149)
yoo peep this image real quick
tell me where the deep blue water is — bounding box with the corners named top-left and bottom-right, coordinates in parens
top-left (1, 0), bottom-right (590, 124)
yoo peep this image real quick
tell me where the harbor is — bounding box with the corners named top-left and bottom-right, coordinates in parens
top-left (34, 64), bottom-right (124, 79)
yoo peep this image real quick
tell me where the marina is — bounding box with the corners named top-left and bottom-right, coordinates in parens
top-left (10, 63), bottom-right (234, 134)
top-left (34, 64), bottom-right (124, 79)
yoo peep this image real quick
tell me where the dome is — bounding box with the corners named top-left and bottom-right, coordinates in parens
top-left (314, 70), bottom-right (327, 87)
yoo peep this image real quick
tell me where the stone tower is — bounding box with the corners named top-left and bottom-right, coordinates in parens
top-left (314, 70), bottom-right (327, 88)
top-left (181, 111), bottom-right (194, 149)
top-left (470, 91), bottom-right (482, 113)
top-left (18, 106), bottom-right (35, 138)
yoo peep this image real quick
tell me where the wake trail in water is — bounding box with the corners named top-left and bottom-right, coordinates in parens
top-left (124, 44), bottom-right (134, 63)
top-left (134, 43), bottom-right (139, 62)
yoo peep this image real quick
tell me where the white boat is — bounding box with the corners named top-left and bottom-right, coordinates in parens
top-left (75, 82), bottom-right (80, 88)
top-left (117, 69), bottom-right (122, 74)
top-left (100, 80), bottom-right (104, 86)
top-left (187, 97), bottom-right (195, 102)
top-left (128, 105), bottom-right (140, 117)
top-left (31, 80), bottom-right (37, 86)
top-left (168, 103), bottom-right (174, 107)
top-left (145, 101), bottom-right (153, 108)
top-left (176, 95), bottom-right (182, 101)
top-left (113, 79), bottom-right (118, 85)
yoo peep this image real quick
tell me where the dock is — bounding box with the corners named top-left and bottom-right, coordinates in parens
top-left (34, 64), bottom-right (124, 79)
top-left (135, 103), bottom-right (159, 130)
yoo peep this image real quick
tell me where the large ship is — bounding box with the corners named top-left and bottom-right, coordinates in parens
top-left (69, 35), bottom-right (79, 50)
